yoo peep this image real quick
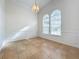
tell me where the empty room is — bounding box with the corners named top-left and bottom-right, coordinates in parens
top-left (0, 0), bottom-right (79, 59)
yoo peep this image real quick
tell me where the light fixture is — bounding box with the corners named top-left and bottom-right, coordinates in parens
top-left (32, 0), bottom-right (39, 13)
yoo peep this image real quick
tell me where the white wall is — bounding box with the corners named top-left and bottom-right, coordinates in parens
top-left (38, 0), bottom-right (79, 48)
top-left (0, 0), bottom-right (5, 49)
top-left (5, 0), bottom-right (37, 41)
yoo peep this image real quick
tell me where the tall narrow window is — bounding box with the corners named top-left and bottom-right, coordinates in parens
top-left (42, 14), bottom-right (49, 34)
top-left (50, 9), bottom-right (61, 35)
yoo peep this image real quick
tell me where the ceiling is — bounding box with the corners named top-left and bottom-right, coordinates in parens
top-left (7, 0), bottom-right (52, 9)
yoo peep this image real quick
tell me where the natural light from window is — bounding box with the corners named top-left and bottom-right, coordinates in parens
top-left (50, 9), bottom-right (61, 35)
top-left (42, 9), bottom-right (61, 36)
top-left (43, 14), bottom-right (49, 34)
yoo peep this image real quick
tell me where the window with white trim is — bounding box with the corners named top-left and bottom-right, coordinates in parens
top-left (42, 9), bottom-right (61, 36)
top-left (42, 14), bottom-right (49, 34)
top-left (50, 9), bottom-right (61, 35)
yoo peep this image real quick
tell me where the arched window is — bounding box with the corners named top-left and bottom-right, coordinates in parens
top-left (50, 9), bottom-right (61, 35)
top-left (42, 14), bottom-right (49, 34)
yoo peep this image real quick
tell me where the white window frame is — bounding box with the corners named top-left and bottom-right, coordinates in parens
top-left (42, 9), bottom-right (61, 36)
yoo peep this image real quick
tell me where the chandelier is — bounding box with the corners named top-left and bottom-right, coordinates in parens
top-left (32, 0), bottom-right (39, 13)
